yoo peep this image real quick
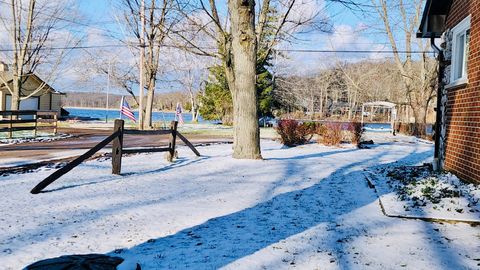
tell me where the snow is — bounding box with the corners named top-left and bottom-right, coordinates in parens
top-left (0, 133), bottom-right (73, 145)
top-left (0, 149), bottom-right (95, 169)
top-left (0, 133), bottom-right (479, 269)
top-left (368, 165), bottom-right (480, 222)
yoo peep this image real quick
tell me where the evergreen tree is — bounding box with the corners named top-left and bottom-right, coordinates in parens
top-left (256, 61), bottom-right (275, 117)
top-left (198, 65), bottom-right (233, 125)
top-left (198, 61), bottom-right (275, 124)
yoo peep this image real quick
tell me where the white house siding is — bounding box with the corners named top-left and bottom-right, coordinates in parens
top-left (39, 91), bottom-right (50, 110)
top-left (51, 93), bottom-right (62, 112)
top-left (0, 90), bottom-right (3, 111)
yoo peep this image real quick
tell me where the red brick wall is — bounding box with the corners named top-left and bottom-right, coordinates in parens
top-left (444, 0), bottom-right (480, 183)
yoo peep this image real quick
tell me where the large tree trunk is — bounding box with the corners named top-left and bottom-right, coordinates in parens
top-left (9, 0), bottom-right (36, 112)
top-left (144, 76), bottom-right (156, 129)
top-left (189, 93), bottom-right (198, 123)
top-left (10, 94), bottom-right (20, 111)
top-left (137, 0), bottom-right (146, 130)
top-left (11, 77), bottom-right (21, 110)
top-left (227, 0), bottom-right (261, 159)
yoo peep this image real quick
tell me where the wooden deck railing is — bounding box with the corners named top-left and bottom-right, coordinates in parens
top-left (30, 119), bottom-right (200, 194)
top-left (0, 110), bottom-right (58, 138)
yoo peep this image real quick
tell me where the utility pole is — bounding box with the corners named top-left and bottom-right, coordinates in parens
top-left (138, 0), bottom-right (146, 130)
top-left (106, 60), bottom-right (110, 123)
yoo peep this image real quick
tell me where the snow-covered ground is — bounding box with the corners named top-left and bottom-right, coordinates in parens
top-left (369, 165), bottom-right (480, 222)
top-left (0, 133), bottom-right (72, 145)
top-left (1, 133), bottom-right (479, 269)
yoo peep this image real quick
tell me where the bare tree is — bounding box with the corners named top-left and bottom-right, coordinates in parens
top-left (336, 61), bottom-right (383, 120)
top-left (169, 52), bottom-right (207, 122)
top-left (275, 59), bottom-right (408, 120)
top-left (0, 0), bottom-right (76, 110)
top-left (119, 0), bottom-right (181, 129)
top-left (73, 50), bottom-right (140, 106)
top-left (370, 0), bottom-right (437, 124)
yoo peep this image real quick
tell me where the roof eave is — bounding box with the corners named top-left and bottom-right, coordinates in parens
top-left (417, 0), bottom-right (453, 39)
top-left (416, 31), bottom-right (443, 39)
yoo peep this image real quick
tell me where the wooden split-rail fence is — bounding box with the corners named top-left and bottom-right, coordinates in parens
top-left (30, 119), bottom-right (200, 194)
top-left (0, 110), bottom-right (58, 138)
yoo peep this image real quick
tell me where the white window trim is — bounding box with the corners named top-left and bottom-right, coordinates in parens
top-left (447, 15), bottom-right (471, 89)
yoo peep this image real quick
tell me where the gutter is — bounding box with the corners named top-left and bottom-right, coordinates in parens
top-left (430, 37), bottom-right (444, 171)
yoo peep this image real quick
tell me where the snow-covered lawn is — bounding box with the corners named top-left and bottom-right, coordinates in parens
top-left (1, 133), bottom-right (479, 269)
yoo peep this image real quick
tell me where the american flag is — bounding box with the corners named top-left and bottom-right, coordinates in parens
top-left (175, 102), bottom-right (184, 125)
top-left (120, 96), bottom-right (136, 122)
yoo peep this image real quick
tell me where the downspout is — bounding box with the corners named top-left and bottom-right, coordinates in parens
top-left (430, 37), bottom-right (444, 171)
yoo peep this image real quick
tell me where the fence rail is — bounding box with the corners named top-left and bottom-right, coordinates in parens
top-left (0, 110), bottom-right (58, 138)
top-left (30, 119), bottom-right (200, 194)
top-left (394, 122), bottom-right (434, 138)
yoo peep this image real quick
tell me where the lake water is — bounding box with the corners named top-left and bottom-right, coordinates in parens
top-left (364, 123), bottom-right (393, 132)
top-left (65, 108), bottom-right (205, 123)
top-left (65, 108), bottom-right (394, 132)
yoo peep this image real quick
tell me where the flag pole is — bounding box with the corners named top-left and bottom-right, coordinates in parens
top-left (106, 60), bottom-right (110, 123)
top-left (120, 96), bottom-right (124, 119)
top-left (175, 102), bottom-right (179, 122)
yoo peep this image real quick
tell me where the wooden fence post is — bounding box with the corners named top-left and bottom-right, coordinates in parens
top-left (8, 112), bottom-right (13, 139)
top-left (167, 121), bottom-right (178, 162)
top-left (34, 111), bottom-right (38, 137)
top-left (176, 132), bottom-right (201, 157)
top-left (112, 119), bottom-right (124, 174)
top-left (53, 113), bottom-right (58, 135)
top-left (31, 130), bottom-right (122, 194)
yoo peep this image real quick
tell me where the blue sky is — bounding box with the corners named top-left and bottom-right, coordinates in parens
top-left (0, 0), bottom-right (429, 94)
top-left (75, 0), bottom-right (392, 52)
top-left (78, 0), bottom-right (110, 21)
top-left (64, 0), bottom-right (408, 93)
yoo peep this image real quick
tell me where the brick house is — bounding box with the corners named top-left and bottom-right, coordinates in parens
top-left (418, 0), bottom-right (479, 183)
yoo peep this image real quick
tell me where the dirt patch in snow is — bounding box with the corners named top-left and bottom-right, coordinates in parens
top-left (369, 164), bottom-right (480, 222)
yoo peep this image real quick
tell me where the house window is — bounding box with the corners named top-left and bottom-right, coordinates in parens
top-left (5, 94), bottom-right (40, 110)
top-left (450, 15), bottom-right (471, 85)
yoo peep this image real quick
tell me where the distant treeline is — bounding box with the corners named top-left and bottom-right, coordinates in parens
top-left (62, 91), bottom-right (191, 111)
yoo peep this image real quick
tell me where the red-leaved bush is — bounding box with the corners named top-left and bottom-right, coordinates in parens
top-left (276, 119), bottom-right (312, 146)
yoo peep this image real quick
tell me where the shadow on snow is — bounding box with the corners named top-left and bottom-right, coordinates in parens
top-left (95, 146), bottom-right (465, 269)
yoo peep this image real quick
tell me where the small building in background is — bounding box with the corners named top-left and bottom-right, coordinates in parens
top-left (418, 0), bottom-right (479, 183)
top-left (0, 62), bottom-right (64, 116)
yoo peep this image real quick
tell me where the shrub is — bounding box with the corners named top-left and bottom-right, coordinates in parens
top-left (276, 119), bottom-right (312, 146)
top-left (395, 122), bottom-right (434, 141)
top-left (347, 122), bottom-right (364, 145)
top-left (319, 122), bottom-right (343, 146)
top-left (316, 123), bottom-right (327, 137)
top-left (302, 121), bottom-right (318, 134)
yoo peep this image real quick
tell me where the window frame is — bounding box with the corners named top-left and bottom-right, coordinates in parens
top-left (448, 15), bottom-right (471, 88)
top-left (5, 94), bottom-right (40, 110)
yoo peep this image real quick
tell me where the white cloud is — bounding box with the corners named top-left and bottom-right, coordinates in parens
top-left (276, 22), bottom-right (391, 76)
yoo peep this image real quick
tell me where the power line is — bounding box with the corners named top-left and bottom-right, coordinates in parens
top-left (0, 1), bottom-right (433, 56)
top-left (278, 49), bottom-right (435, 54)
top-left (0, 44), bottom-right (129, 52)
top-left (0, 43), bottom-right (435, 54)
